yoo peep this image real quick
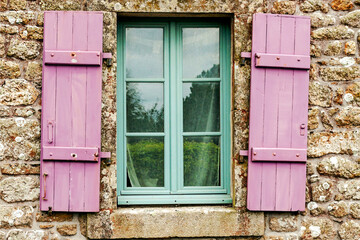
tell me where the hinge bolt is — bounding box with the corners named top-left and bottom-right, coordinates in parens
top-left (273, 152), bottom-right (276, 156)
top-left (253, 152), bottom-right (257, 156)
top-left (296, 154), bottom-right (300, 157)
top-left (276, 57), bottom-right (280, 60)
top-left (51, 53), bottom-right (54, 57)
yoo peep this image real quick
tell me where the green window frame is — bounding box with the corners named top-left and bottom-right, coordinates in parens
top-left (116, 18), bottom-right (231, 205)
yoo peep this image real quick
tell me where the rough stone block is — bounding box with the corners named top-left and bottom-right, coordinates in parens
top-left (0, 34), bottom-right (4, 57)
top-left (338, 180), bottom-right (360, 200)
top-left (7, 39), bottom-right (40, 60)
top-left (1, 163), bottom-right (40, 175)
top-left (300, 0), bottom-right (329, 12)
top-left (0, 118), bottom-right (40, 161)
top-left (8, 0), bottom-right (27, 10)
top-left (5, 229), bottom-right (47, 240)
top-left (20, 26), bottom-right (43, 40)
top-left (301, 218), bottom-right (336, 239)
top-left (320, 66), bottom-right (359, 81)
top-left (269, 215), bottom-right (297, 232)
top-left (57, 224), bottom-right (77, 236)
top-left (0, 205), bottom-right (34, 228)
top-left (0, 106), bottom-right (11, 117)
top-left (310, 13), bottom-right (336, 28)
top-left (0, 79), bottom-right (39, 106)
top-left (0, 11), bottom-right (36, 25)
top-left (25, 61), bottom-right (42, 80)
top-left (0, 176), bottom-right (39, 203)
top-left (334, 106), bottom-right (360, 127)
top-left (312, 26), bottom-right (354, 40)
top-left (311, 180), bottom-right (333, 202)
top-left (350, 202), bottom-right (360, 218)
top-left (346, 82), bottom-right (360, 105)
top-left (270, 1), bottom-right (296, 14)
top-left (308, 108), bottom-right (320, 130)
top-left (309, 82), bottom-right (332, 107)
top-left (0, 0), bottom-right (6, 11)
top-left (0, 24), bottom-right (18, 34)
top-left (308, 131), bottom-right (360, 157)
top-left (341, 10), bottom-right (360, 27)
top-left (339, 220), bottom-right (360, 240)
top-left (344, 41), bottom-right (356, 55)
top-left (13, 107), bottom-right (36, 117)
top-left (328, 201), bottom-right (349, 217)
top-left (36, 212), bottom-right (73, 222)
top-left (310, 44), bottom-right (322, 57)
top-left (0, 60), bottom-right (20, 79)
top-left (324, 41), bottom-right (342, 56)
top-left (331, 0), bottom-right (354, 10)
top-left (39, 0), bottom-right (84, 10)
top-left (307, 201), bottom-right (325, 216)
top-left (318, 155), bottom-right (360, 178)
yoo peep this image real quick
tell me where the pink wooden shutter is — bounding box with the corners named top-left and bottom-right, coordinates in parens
top-left (242, 13), bottom-right (310, 211)
top-left (40, 11), bottom-right (110, 212)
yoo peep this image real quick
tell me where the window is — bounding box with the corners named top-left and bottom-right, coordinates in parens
top-left (117, 18), bottom-right (231, 205)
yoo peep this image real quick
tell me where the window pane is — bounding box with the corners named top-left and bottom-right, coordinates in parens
top-left (182, 28), bottom-right (219, 78)
top-left (127, 137), bottom-right (164, 187)
top-left (183, 82), bottom-right (220, 132)
top-left (126, 28), bottom-right (163, 78)
top-left (183, 136), bottom-right (220, 186)
top-left (126, 83), bottom-right (164, 132)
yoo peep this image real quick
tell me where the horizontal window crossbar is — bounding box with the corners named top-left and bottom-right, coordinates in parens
top-left (182, 132), bottom-right (221, 136)
top-left (125, 132), bottom-right (165, 137)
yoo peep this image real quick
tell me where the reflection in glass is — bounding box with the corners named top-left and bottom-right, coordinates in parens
top-left (127, 137), bottom-right (164, 187)
top-left (126, 28), bottom-right (163, 78)
top-left (126, 83), bottom-right (164, 132)
top-left (183, 82), bottom-right (220, 132)
top-left (183, 28), bottom-right (220, 78)
top-left (183, 136), bottom-right (220, 186)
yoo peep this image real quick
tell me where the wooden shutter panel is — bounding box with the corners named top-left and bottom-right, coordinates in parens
top-left (241, 13), bottom-right (310, 211)
top-left (40, 11), bottom-right (110, 212)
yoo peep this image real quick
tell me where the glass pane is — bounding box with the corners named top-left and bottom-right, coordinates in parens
top-left (182, 28), bottom-right (219, 78)
top-left (126, 28), bottom-right (163, 78)
top-left (183, 136), bottom-right (220, 186)
top-left (183, 82), bottom-right (220, 132)
top-left (127, 137), bottom-right (164, 187)
top-left (126, 83), bottom-right (164, 132)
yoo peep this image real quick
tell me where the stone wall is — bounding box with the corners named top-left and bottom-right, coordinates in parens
top-left (0, 0), bottom-right (359, 239)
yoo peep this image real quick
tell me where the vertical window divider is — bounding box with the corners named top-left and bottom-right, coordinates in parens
top-left (164, 23), bottom-right (171, 192)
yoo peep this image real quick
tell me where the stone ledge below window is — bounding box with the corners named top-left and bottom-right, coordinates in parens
top-left (86, 206), bottom-right (264, 239)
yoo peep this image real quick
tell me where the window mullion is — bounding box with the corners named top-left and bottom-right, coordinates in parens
top-left (169, 21), bottom-right (179, 193)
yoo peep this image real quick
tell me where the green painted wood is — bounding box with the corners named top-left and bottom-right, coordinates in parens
top-left (117, 18), bottom-right (231, 204)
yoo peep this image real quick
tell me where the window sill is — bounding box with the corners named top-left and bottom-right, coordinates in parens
top-left (117, 194), bottom-right (232, 205)
top-left (100, 206), bottom-right (265, 239)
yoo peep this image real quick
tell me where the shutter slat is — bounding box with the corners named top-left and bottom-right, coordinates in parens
top-left (84, 13), bottom-right (103, 211)
top-left (69, 11), bottom-right (88, 212)
top-left (247, 14), bottom-right (310, 211)
top-left (275, 16), bottom-right (295, 211)
top-left (53, 11), bottom-right (73, 212)
top-left (261, 15), bottom-right (281, 211)
top-left (40, 11), bottom-right (57, 211)
top-left (289, 17), bottom-right (310, 211)
top-left (247, 13), bottom-right (267, 211)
